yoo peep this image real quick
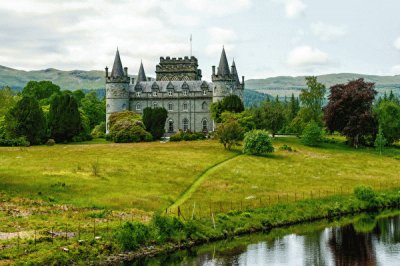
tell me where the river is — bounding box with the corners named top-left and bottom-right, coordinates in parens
top-left (127, 210), bottom-right (400, 265)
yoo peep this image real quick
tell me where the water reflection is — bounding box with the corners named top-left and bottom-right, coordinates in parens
top-left (128, 213), bottom-right (400, 266)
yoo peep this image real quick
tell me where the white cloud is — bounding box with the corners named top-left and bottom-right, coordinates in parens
top-left (182, 0), bottom-right (251, 16)
top-left (391, 65), bottom-right (400, 74)
top-left (284, 0), bottom-right (306, 19)
top-left (311, 22), bottom-right (347, 41)
top-left (394, 37), bottom-right (400, 50)
top-left (287, 46), bottom-right (330, 67)
top-left (206, 27), bottom-right (237, 56)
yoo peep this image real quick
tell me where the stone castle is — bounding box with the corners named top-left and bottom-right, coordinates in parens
top-left (105, 47), bottom-right (244, 134)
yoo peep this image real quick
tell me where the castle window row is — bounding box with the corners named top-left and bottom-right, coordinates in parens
top-left (133, 89), bottom-right (209, 98)
top-left (133, 101), bottom-right (208, 112)
top-left (167, 118), bottom-right (208, 133)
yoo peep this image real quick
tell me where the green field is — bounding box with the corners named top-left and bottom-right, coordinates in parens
top-left (1, 137), bottom-right (400, 263)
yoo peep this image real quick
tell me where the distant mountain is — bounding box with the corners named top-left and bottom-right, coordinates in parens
top-left (246, 73), bottom-right (400, 97)
top-left (0, 65), bottom-right (106, 91)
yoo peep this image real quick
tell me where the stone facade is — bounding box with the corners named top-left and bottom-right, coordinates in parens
top-left (105, 47), bottom-right (244, 135)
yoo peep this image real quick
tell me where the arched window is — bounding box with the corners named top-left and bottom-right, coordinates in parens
top-left (168, 103), bottom-right (173, 111)
top-left (202, 101), bottom-right (207, 110)
top-left (183, 102), bottom-right (188, 111)
top-left (183, 118), bottom-right (189, 131)
top-left (153, 102), bottom-right (158, 108)
top-left (106, 104), bottom-right (110, 112)
top-left (202, 119), bottom-right (208, 132)
top-left (122, 103), bottom-right (126, 110)
top-left (168, 119), bottom-right (174, 133)
top-left (136, 103), bottom-right (141, 111)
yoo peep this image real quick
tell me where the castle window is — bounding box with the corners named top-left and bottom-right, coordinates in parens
top-left (183, 103), bottom-right (188, 111)
top-left (183, 90), bottom-right (188, 96)
top-left (153, 91), bottom-right (158, 97)
top-left (202, 101), bottom-right (207, 110)
top-left (136, 103), bottom-right (141, 111)
top-left (183, 118), bottom-right (189, 131)
top-left (203, 90), bottom-right (207, 95)
top-left (168, 90), bottom-right (173, 96)
top-left (106, 104), bottom-right (110, 112)
top-left (153, 102), bottom-right (158, 108)
top-left (168, 103), bottom-right (173, 111)
top-left (136, 92), bottom-right (140, 97)
top-left (168, 119), bottom-right (174, 133)
top-left (122, 104), bottom-right (127, 110)
top-left (202, 119), bottom-right (208, 132)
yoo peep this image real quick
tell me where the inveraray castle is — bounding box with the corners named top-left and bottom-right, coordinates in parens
top-left (105, 47), bottom-right (244, 134)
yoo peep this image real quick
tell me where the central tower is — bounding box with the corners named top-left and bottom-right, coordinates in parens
top-left (156, 56), bottom-right (202, 81)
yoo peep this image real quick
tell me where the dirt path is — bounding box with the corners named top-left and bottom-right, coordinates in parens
top-left (169, 153), bottom-right (242, 209)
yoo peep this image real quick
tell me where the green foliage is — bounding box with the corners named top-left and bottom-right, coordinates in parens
top-left (220, 110), bottom-right (256, 132)
top-left (5, 96), bottom-right (46, 145)
top-left (48, 92), bottom-right (82, 142)
top-left (375, 100), bottom-right (400, 145)
top-left (301, 121), bottom-right (323, 147)
top-left (108, 111), bottom-right (142, 129)
top-left (91, 122), bottom-right (106, 138)
top-left (374, 127), bottom-right (387, 155)
top-left (22, 80), bottom-right (61, 105)
top-left (170, 130), bottom-right (206, 141)
top-left (354, 186), bottom-right (378, 207)
top-left (115, 222), bottom-right (152, 251)
top-left (142, 107), bottom-right (168, 140)
top-left (0, 136), bottom-right (30, 147)
top-left (80, 91), bottom-right (106, 129)
top-left (151, 214), bottom-right (185, 243)
top-left (0, 86), bottom-right (19, 117)
top-left (243, 130), bottom-right (274, 155)
top-left (252, 100), bottom-right (286, 137)
top-left (211, 95), bottom-right (244, 122)
top-left (216, 118), bottom-right (245, 150)
top-left (46, 139), bottom-right (56, 146)
top-left (110, 118), bottom-right (152, 143)
top-left (298, 76), bottom-right (326, 126)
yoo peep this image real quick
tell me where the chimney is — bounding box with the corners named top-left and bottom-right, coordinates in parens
top-left (124, 67), bottom-right (128, 77)
top-left (131, 77), bottom-right (135, 85)
top-left (212, 66), bottom-right (216, 76)
top-left (105, 66), bottom-right (108, 78)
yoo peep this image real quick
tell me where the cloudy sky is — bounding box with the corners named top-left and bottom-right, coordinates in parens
top-left (0, 0), bottom-right (399, 80)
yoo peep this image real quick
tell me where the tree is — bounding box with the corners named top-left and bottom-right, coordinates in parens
top-left (216, 118), bottom-right (244, 150)
top-left (109, 119), bottom-right (152, 143)
top-left (324, 79), bottom-right (377, 148)
top-left (48, 92), bottom-right (81, 142)
top-left (257, 100), bottom-right (286, 137)
top-left (5, 96), bottom-right (46, 145)
top-left (211, 95), bottom-right (244, 122)
top-left (142, 107), bottom-right (168, 140)
top-left (374, 127), bottom-right (387, 155)
top-left (288, 93), bottom-right (300, 121)
top-left (243, 130), bottom-right (274, 155)
top-left (375, 100), bottom-right (400, 145)
top-left (80, 91), bottom-right (106, 129)
top-left (21, 81), bottom-right (60, 104)
top-left (299, 76), bottom-right (326, 125)
top-left (220, 110), bottom-right (256, 132)
top-left (301, 121), bottom-right (323, 147)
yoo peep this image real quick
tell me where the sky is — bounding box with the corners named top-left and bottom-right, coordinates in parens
top-left (0, 0), bottom-right (399, 80)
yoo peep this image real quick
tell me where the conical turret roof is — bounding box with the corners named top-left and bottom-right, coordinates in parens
top-left (217, 47), bottom-right (230, 76)
top-left (137, 61), bottom-right (147, 82)
top-left (110, 49), bottom-right (125, 78)
top-left (231, 59), bottom-right (240, 83)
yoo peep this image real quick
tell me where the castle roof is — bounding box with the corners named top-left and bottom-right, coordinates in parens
top-left (137, 61), bottom-right (147, 82)
top-left (132, 80), bottom-right (212, 92)
top-left (110, 49), bottom-right (125, 78)
top-left (231, 59), bottom-right (240, 83)
top-left (217, 47), bottom-right (230, 76)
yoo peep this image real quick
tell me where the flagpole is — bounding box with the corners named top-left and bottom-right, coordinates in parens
top-left (190, 34), bottom-right (192, 57)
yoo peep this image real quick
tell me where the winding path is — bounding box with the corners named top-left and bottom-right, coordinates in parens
top-left (169, 153), bottom-right (242, 209)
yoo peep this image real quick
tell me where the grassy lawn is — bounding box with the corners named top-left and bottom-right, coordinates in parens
top-left (184, 137), bottom-right (400, 211)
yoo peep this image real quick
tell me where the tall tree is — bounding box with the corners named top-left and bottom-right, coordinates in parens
top-left (299, 76), bottom-right (326, 125)
top-left (375, 100), bottom-right (400, 145)
top-left (0, 86), bottom-right (19, 117)
top-left (288, 93), bottom-right (300, 121)
top-left (80, 91), bottom-right (106, 129)
top-left (48, 92), bottom-right (81, 142)
top-left (211, 94), bottom-right (244, 122)
top-left (324, 79), bottom-right (377, 148)
top-left (5, 96), bottom-right (46, 144)
top-left (142, 107), bottom-right (168, 140)
top-left (22, 81), bottom-right (60, 104)
top-left (257, 100), bottom-right (286, 137)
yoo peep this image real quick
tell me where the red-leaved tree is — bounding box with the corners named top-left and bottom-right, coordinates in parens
top-left (324, 79), bottom-right (377, 148)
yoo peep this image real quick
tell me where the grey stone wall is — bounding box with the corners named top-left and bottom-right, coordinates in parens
top-left (106, 82), bottom-right (129, 133)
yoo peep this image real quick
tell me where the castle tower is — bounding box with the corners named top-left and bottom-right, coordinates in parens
top-left (105, 49), bottom-right (130, 133)
top-left (211, 47), bottom-right (244, 103)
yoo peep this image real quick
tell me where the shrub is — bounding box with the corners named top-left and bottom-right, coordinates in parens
top-left (115, 222), bottom-right (151, 251)
top-left (0, 137), bottom-right (30, 147)
top-left (109, 118), bottom-right (152, 143)
top-left (46, 139), bottom-right (56, 146)
top-left (279, 144), bottom-right (293, 152)
top-left (91, 122), bottom-right (106, 138)
top-left (301, 121), bottom-right (323, 146)
top-left (354, 186), bottom-right (376, 203)
top-left (142, 107), bottom-right (168, 140)
top-left (151, 214), bottom-right (184, 243)
top-left (243, 130), bottom-right (274, 155)
top-left (170, 130), bottom-right (206, 142)
top-left (108, 111), bottom-right (142, 129)
top-left (216, 119), bottom-right (244, 150)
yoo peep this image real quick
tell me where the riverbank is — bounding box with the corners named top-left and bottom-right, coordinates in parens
top-left (105, 186), bottom-right (400, 265)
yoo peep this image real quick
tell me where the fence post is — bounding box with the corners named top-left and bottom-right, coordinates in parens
top-left (93, 219), bottom-right (96, 238)
top-left (78, 223), bottom-right (81, 239)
